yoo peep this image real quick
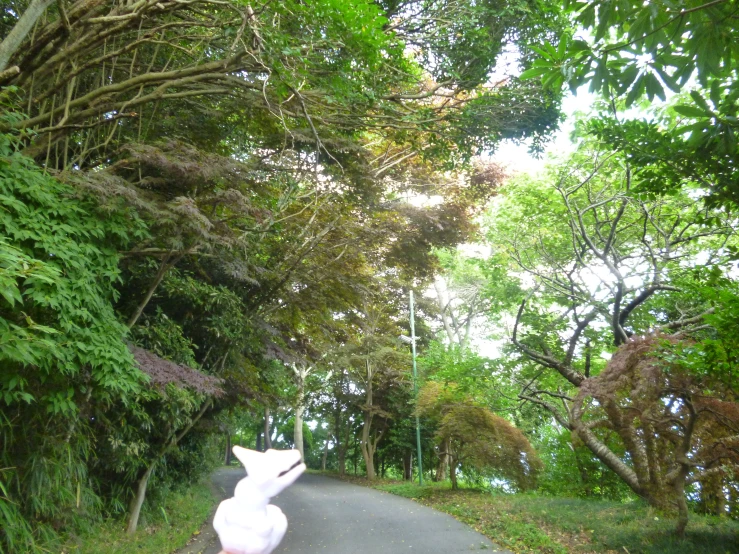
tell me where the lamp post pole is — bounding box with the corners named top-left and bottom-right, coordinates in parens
top-left (409, 290), bottom-right (423, 485)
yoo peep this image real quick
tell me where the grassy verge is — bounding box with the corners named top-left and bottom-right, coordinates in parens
top-left (329, 474), bottom-right (739, 554)
top-left (63, 482), bottom-right (216, 554)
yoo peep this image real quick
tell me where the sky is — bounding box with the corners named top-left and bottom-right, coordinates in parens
top-left (414, 85), bottom-right (611, 359)
top-left (457, 89), bottom-right (598, 358)
top-left (491, 89), bottom-right (596, 176)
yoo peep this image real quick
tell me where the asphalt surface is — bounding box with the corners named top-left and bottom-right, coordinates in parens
top-left (180, 467), bottom-right (511, 554)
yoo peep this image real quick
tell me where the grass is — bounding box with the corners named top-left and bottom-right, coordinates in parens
top-left (330, 474), bottom-right (739, 554)
top-left (62, 482), bottom-right (216, 554)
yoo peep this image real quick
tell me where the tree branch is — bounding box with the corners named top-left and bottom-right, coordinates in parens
top-left (512, 295), bottom-right (585, 387)
top-left (0, 0), bottom-right (57, 73)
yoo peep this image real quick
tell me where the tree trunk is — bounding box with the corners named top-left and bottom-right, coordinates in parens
top-left (434, 277), bottom-right (458, 345)
top-left (292, 363), bottom-right (311, 459)
top-left (571, 422), bottom-right (643, 496)
top-left (294, 403), bottom-right (305, 459)
top-left (359, 359), bottom-right (377, 479)
top-left (126, 463), bottom-right (155, 534)
top-left (672, 403), bottom-right (697, 537)
top-left (570, 437), bottom-right (593, 496)
top-left (126, 398), bottom-right (212, 533)
top-left (435, 437), bottom-right (450, 482)
top-left (337, 429), bottom-right (346, 475)
top-left (729, 484), bottom-right (738, 517)
top-left (673, 469), bottom-right (690, 537)
top-left (675, 492), bottom-right (689, 537)
top-left (460, 304), bottom-right (475, 351)
top-left (338, 447), bottom-right (346, 475)
top-left (224, 432), bottom-right (232, 465)
top-left (255, 428), bottom-right (262, 452)
top-left (360, 413), bottom-right (375, 479)
top-left (264, 407), bottom-right (272, 450)
top-left (700, 470), bottom-right (725, 516)
top-left (403, 450), bottom-right (412, 481)
top-left (434, 455), bottom-right (446, 482)
top-left (127, 253), bottom-right (182, 328)
top-left (334, 406), bottom-right (346, 475)
top-left (321, 437), bottom-right (329, 471)
top-left (450, 457), bottom-right (458, 490)
top-left (0, 0), bottom-right (56, 73)
top-left (352, 432), bottom-right (359, 476)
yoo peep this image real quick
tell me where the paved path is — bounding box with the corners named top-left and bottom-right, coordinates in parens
top-left (178, 468), bottom-right (511, 554)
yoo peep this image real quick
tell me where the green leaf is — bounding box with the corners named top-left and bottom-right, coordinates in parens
top-left (673, 105), bottom-right (711, 118)
top-left (625, 74), bottom-right (645, 106)
top-left (0, 285), bottom-right (22, 307)
top-left (675, 121), bottom-right (710, 136)
top-left (519, 67), bottom-right (552, 80)
top-left (594, 1), bottom-right (614, 41)
top-left (542, 71), bottom-right (564, 91)
top-left (531, 45), bottom-right (554, 60)
top-left (710, 80), bottom-right (723, 107)
top-left (618, 65), bottom-right (639, 94)
top-left (690, 90), bottom-right (712, 112)
top-left (568, 39), bottom-right (591, 54)
top-left (652, 65), bottom-right (680, 93)
top-left (645, 73), bottom-right (665, 101)
top-left (557, 35), bottom-right (569, 58)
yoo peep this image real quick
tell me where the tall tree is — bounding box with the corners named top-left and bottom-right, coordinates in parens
top-left (335, 292), bottom-right (410, 480)
top-left (483, 136), bottom-right (739, 532)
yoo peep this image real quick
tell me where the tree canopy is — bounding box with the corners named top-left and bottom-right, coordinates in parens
top-left (2, 0), bottom-right (739, 549)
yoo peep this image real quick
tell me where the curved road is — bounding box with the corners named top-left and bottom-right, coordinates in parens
top-left (180, 467), bottom-right (511, 554)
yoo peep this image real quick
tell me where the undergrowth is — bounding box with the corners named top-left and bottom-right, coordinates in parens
top-left (62, 481), bottom-right (215, 554)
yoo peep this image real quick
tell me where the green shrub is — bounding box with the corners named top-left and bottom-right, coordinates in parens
top-left (0, 137), bottom-right (145, 552)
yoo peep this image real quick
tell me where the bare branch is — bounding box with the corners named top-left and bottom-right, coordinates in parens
top-left (512, 295), bottom-right (585, 387)
top-left (660, 309), bottom-right (715, 333)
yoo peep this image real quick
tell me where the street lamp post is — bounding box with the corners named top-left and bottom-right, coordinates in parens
top-left (409, 290), bottom-right (423, 486)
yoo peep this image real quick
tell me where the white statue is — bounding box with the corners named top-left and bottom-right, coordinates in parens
top-left (214, 446), bottom-right (306, 554)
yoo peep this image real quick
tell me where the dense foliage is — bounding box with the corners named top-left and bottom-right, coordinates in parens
top-left (0, 0), bottom-right (563, 550)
